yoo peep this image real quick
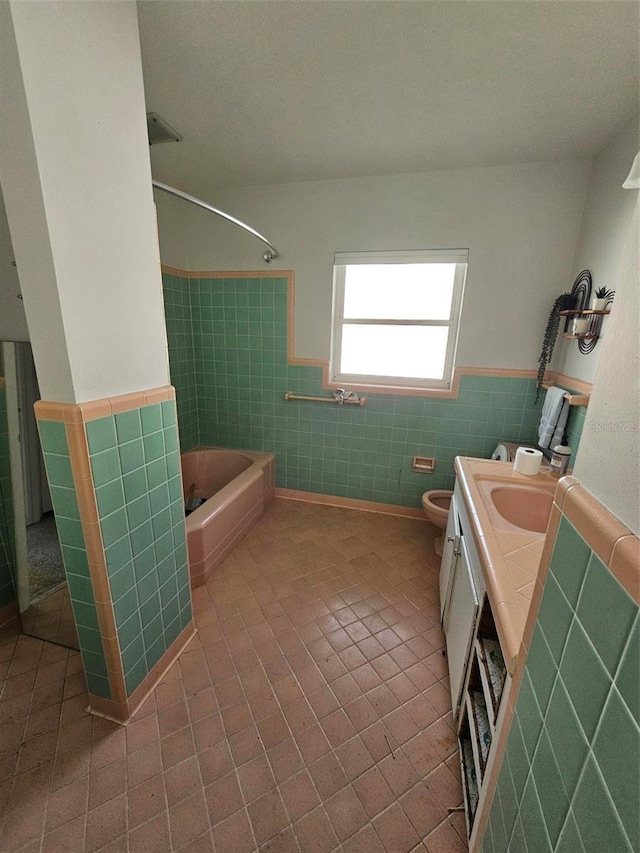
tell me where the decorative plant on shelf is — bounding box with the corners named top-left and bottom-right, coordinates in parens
top-left (591, 287), bottom-right (615, 310)
top-left (535, 292), bottom-right (574, 402)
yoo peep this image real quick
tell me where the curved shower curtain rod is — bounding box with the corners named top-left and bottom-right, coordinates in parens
top-left (152, 180), bottom-right (280, 263)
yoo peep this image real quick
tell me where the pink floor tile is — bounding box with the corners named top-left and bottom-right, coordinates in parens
top-left (0, 499), bottom-right (464, 851)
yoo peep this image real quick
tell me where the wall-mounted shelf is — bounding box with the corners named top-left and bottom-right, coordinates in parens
top-left (559, 309), bottom-right (611, 316)
top-left (540, 382), bottom-right (589, 407)
top-left (559, 308), bottom-right (610, 351)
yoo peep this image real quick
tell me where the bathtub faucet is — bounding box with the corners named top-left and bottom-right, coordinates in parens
top-left (333, 389), bottom-right (361, 405)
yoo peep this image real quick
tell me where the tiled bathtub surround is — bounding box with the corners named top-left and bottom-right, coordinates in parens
top-left (483, 480), bottom-right (639, 853)
top-left (164, 275), bottom-right (198, 450)
top-left (35, 387), bottom-right (194, 723)
top-left (162, 271), bottom-right (587, 507)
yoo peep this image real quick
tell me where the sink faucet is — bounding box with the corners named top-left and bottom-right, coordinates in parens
top-left (332, 388), bottom-right (360, 405)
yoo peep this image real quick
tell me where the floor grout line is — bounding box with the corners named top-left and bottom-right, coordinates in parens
top-left (0, 498), bottom-right (467, 853)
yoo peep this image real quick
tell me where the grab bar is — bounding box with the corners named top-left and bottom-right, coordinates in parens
top-left (284, 392), bottom-right (366, 406)
top-left (152, 180), bottom-right (280, 263)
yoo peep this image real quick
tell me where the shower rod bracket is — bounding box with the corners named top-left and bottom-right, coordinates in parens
top-left (152, 180), bottom-right (280, 264)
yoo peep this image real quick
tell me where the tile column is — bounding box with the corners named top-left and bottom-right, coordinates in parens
top-left (35, 388), bottom-right (194, 722)
top-left (0, 2), bottom-right (194, 722)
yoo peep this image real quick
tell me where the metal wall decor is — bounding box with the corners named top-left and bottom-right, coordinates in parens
top-left (563, 269), bottom-right (611, 355)
top-left (568, 270), bottom-right (592, 318)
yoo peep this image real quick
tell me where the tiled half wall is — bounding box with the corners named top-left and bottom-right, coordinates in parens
top-left (163, 270), bottom-right (587, 507)
top-left (483, 481), bottom-right (639, 853)
top-left (35, 386), bottom-right (194, 723)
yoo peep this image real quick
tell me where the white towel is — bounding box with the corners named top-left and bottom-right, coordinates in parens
top-left (550, 399), bottom-right (570, 450)
top-left (538, 386), bottom-right (566, 449)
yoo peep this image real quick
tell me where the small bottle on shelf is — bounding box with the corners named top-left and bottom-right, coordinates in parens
top-left (550, 437), bottom-right (572, 478)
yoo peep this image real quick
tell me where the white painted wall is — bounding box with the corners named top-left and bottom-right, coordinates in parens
top-left (554, 117), bottom-right (639, 383)
top-left (156, 159), bottom-right (591, 367)
top-left (0, 193), bottom-right (29, 342)
top-left (573, 199), bottom-right (639, 534)
top-left (0, 3), bottom-right (74, 401)
top-left (0, 1), bottom-right (169, 403)
top-left (154, 194), bottom-right (188, 271)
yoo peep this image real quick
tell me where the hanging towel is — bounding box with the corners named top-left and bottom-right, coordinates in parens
top-left (538, 386), bottom-right (567, 449)
top-left (550, 398), bottom-right (570, 450)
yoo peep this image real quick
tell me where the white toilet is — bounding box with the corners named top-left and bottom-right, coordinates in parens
top-left (422, 442), bottom-right (523, 556)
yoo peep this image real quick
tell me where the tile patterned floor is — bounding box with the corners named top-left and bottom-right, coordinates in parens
top-left (0, 499), bottom-right (468, 852)
top-left (20, 585), bottom-right (79, 650)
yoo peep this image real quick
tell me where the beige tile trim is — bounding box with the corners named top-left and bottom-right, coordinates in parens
top-left (562, 482), bottom-right (634, 577)
top-left (33, 400), bottom-right (65, 421)
top-left (530, 478), bottom-right (639, 611)
top-left (162, 266), bottom-right (291, 279)
top-left (275, 487), bottom-right (426, 520)
top-left (316, 366), bottom-right (538, 400)
top-left (87, 622), bottom-right (197, 725)
top-left (554, 475), bottom-right (580, 511)
top-left (161, 267), bottom-right (539, 399)
top-left (65, 420), bottom-right (128, 705)
top-left (34, 386), bottom-right (175, 424)
top-left (160, 265), bottom-right (189, 277)
top-left (608, 534), bottom-right (639, 604)
top-left (514, 478), bottom-right (638, 661)
top-left (543, 371), bottom-right (593, 396)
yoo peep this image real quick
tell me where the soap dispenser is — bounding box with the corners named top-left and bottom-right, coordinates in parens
top-left (550, 436), bottom-right (572, 478)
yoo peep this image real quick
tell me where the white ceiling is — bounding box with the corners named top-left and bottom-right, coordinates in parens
top-left (137, 1), bottom-right (639, 193)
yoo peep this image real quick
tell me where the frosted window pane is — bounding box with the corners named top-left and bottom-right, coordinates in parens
top-left (340, 325), bottom-right (449, 379)
top-left (343, 264), bottom-right (456, 320)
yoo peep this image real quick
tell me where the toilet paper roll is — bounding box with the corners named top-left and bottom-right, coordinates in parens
top-left (514, 446), bottom-right (543, 476)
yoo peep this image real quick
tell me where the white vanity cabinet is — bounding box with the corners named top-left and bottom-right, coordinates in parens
top-left (443, 534), bottom-right (479, 720)
top-left (439, 492), bottom-right (460, 624)
top-left (441, 482), bottom-right (485, 720)
top-left (440, 479), bottom-right (508, 843)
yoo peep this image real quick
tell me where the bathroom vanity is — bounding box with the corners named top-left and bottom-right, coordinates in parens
top-left (440, 457), bottom-right (557, 849)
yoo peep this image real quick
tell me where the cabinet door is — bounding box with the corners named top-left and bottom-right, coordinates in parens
top-left (444, 536), bottom-right (479, 720)
top-left (439, 495), bottom-right (460, 626)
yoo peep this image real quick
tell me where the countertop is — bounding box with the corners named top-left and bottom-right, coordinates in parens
top-left (454, 456), bottom-right (558, 674)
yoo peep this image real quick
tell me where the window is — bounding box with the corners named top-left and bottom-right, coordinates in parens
top-left (330, 249), bottom-right (468, 391)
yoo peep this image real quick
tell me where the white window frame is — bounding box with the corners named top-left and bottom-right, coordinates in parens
top-left (330, 249), bottom-right (468, 391)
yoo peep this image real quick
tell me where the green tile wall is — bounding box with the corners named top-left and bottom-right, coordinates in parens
top-left (163, 274), bottom-right (198, 451)
top-left (0, 385), bottom-right (17, 611)
top-left (163, 274), bottom-right (586, 507)
top-left (86, 399), bottom-right (192, 696)
top-left (38, 419), bottom-right (111, 698)
top-left (483, 516), bottom-right (639, 853)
